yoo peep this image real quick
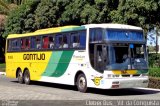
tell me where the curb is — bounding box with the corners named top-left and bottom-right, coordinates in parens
top-left (0, 72), bottom-right (6, 75)
top-left (136, 87), bottom-right (160, 91)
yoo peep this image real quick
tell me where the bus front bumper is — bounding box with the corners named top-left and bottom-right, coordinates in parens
top-left (100, 77), bottom-right (149, 89)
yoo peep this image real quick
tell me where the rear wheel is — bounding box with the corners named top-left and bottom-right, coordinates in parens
top-left (17, 70), bottom-right (24, 84)
top-left (24, 69), bottom-right (31, 85)
top-left (76, 73), bottom-right (87, 93)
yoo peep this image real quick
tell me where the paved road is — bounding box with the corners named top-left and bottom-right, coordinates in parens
top-left (0, 75), bottom-right (160, 105)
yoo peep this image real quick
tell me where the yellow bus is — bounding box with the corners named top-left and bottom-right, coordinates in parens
top-left (6, 24), bottom-right (149, 92)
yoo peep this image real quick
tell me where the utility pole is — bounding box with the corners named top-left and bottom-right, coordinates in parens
top-left (154, 27), bottom-right (158, 59)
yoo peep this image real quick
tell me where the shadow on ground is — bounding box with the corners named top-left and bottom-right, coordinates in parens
top-left (11, 80), bottom-right (160, 96)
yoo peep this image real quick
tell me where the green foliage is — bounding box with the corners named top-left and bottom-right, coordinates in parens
top-left (0, 0), bottom-right (29, 14)
top-left (3, 0), bottom-right (40, 37)
top-left (3, 0), bottom-right (119, 36)
top-left (148, 53), bottom-right (160, 68)
top-left (3, 0), bottom-right (160, 38)
top-left (59, 0), bottom-right (118, 25)
top-left (3, 0), bottom-right (71, 37)
top-left (80, 4), bottom-right (99, 24)
top-left (149, 68), bottom-right (160, 77)
top-left (0, 63), bottom-right (5, 71)
top-left (58, 0), bottom-right (84, 25)
top-left (35, 0), bottom-right (69, 29)
top-left (110, 0), bottom-right (160, 33)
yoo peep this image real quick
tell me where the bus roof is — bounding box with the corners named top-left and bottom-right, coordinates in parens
top-left (83, 23), bottom-right (142, 30)
top-left (7, 23), bottom-right (142, 39)
top-left (7, 25), bottom-right (85, 39)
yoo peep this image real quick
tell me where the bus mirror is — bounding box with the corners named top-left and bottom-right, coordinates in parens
top-left (130, 44), bottom-right (134, 48)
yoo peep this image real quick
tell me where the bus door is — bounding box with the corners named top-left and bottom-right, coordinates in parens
top-left (94, 44), bottom-right (107, 72)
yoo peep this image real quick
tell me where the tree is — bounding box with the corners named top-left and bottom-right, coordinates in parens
top-left (34, 0), bottom-right (70, 29)
top-left (3, 0), bottom-right (40, 37)
top-left (0, 0), bottom-right (28, 15)
top-left (110, 0), bottom-right (160, 33)
top-left (58, 0), bottom-right (83, 25)
top-left (3, 0), bottom-right (120, 37)
top-left (59, 0), bottom-right (119, 25)
top-left (3, 0), bottom-right (71, 37)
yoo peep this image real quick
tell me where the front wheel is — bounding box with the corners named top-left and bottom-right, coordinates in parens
top-left (24, 70), bottom-right (31, 85)
top-left (76, 74), bottom-right (87, 93)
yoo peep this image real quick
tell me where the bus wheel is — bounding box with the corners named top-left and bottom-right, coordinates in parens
top-left (17, 70), bottom-right (24, 84)
top-left (24, 70), bottom-right (30, 85)
top-left (76, 74), bottom-right (87, 93)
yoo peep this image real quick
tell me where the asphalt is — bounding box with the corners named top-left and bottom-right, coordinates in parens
top-left (0, 75), bottom-right (160, 106)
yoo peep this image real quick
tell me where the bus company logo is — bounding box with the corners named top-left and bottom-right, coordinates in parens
top-left (73, 55), bottom-right (85, 58)
top-left (121, 70), bottom-right (127, 74)
top-left (92, 77), bottom-right (102, 86)
top-left (23, 53), bottom-right (45, 60)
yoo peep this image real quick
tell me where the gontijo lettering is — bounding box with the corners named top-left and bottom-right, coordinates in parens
top-left (23, 53), bottom-right (45, 60)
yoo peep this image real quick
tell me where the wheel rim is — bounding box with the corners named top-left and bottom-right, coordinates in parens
top-left (78, 77), bottom-right (86, 89)
top-left (24, 73), bottom-right (29, 83)
top-left (18, 72), bottom-right (22, 82)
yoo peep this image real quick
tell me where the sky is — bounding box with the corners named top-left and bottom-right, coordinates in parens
top-left (147, 30), bottom-right (160, 47)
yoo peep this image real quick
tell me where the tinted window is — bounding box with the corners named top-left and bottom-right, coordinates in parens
top-left (71, 31), bottom-right (86, 49)
top-left (90, 28), bottom-right (103, 42)
top-left (7, 30), bottom-right (86, 52)
top-left (7, 40), bottom-right (12, 51)
top-left (79, 31), bottom-right (86, 48)
top-left (71, 33), bottom-right (79, 48)
top-left (42, 36), bottom-right (49, 49)
top-left (55, 34), bottom-right (63, 48)
top-left (36, 37), bottom-right (42, 49)
top-left (30, 36), bottom-right (36, 49)
top-left (55, 33), bottom-right (70, 49)
top-left (21, 38), bottom-right (30, 50)
top-left (63, 34), bottom-right (70, 48)
top-left (9, 39), bottom-right (20, 51)
top-left (48, 36), bottom-right (55, 49)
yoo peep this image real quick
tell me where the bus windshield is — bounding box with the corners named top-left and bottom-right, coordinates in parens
top-left (106, 43), bottom-right (148, 70)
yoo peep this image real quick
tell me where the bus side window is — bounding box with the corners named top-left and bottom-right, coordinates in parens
top-left (7, 40), bottom-right (12, 51)
top-left (71, 33), bottom-right (79, 48)
top-left (96, 29), bottom-right (102, 41)
top-left (11, 39), bottom-right (20, 51)
top-left (49, 36), bottom-right (54, 49)
top-left (25, 38), bottom-right (30, 50)
top-left (55, 35), bottom-right (63, 49)
top-left (31, 37), bottom-right (36, 49)
top-left (63, 34), bottom-right (70, 48)
top-left (21, 38), bottom-right (30, 50)
top-left (90, 29), bottom-right (95, 42)
top-left (36, 37), bottom-right (41, 49)
top-left (42, 36), bottom-right (49, 49)
top-left (90, 28), bottom-right (102, 42)
top-left (21, 39), bottom-right (25, 50)
top-left (79, 31), bottom-right (86, 49)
